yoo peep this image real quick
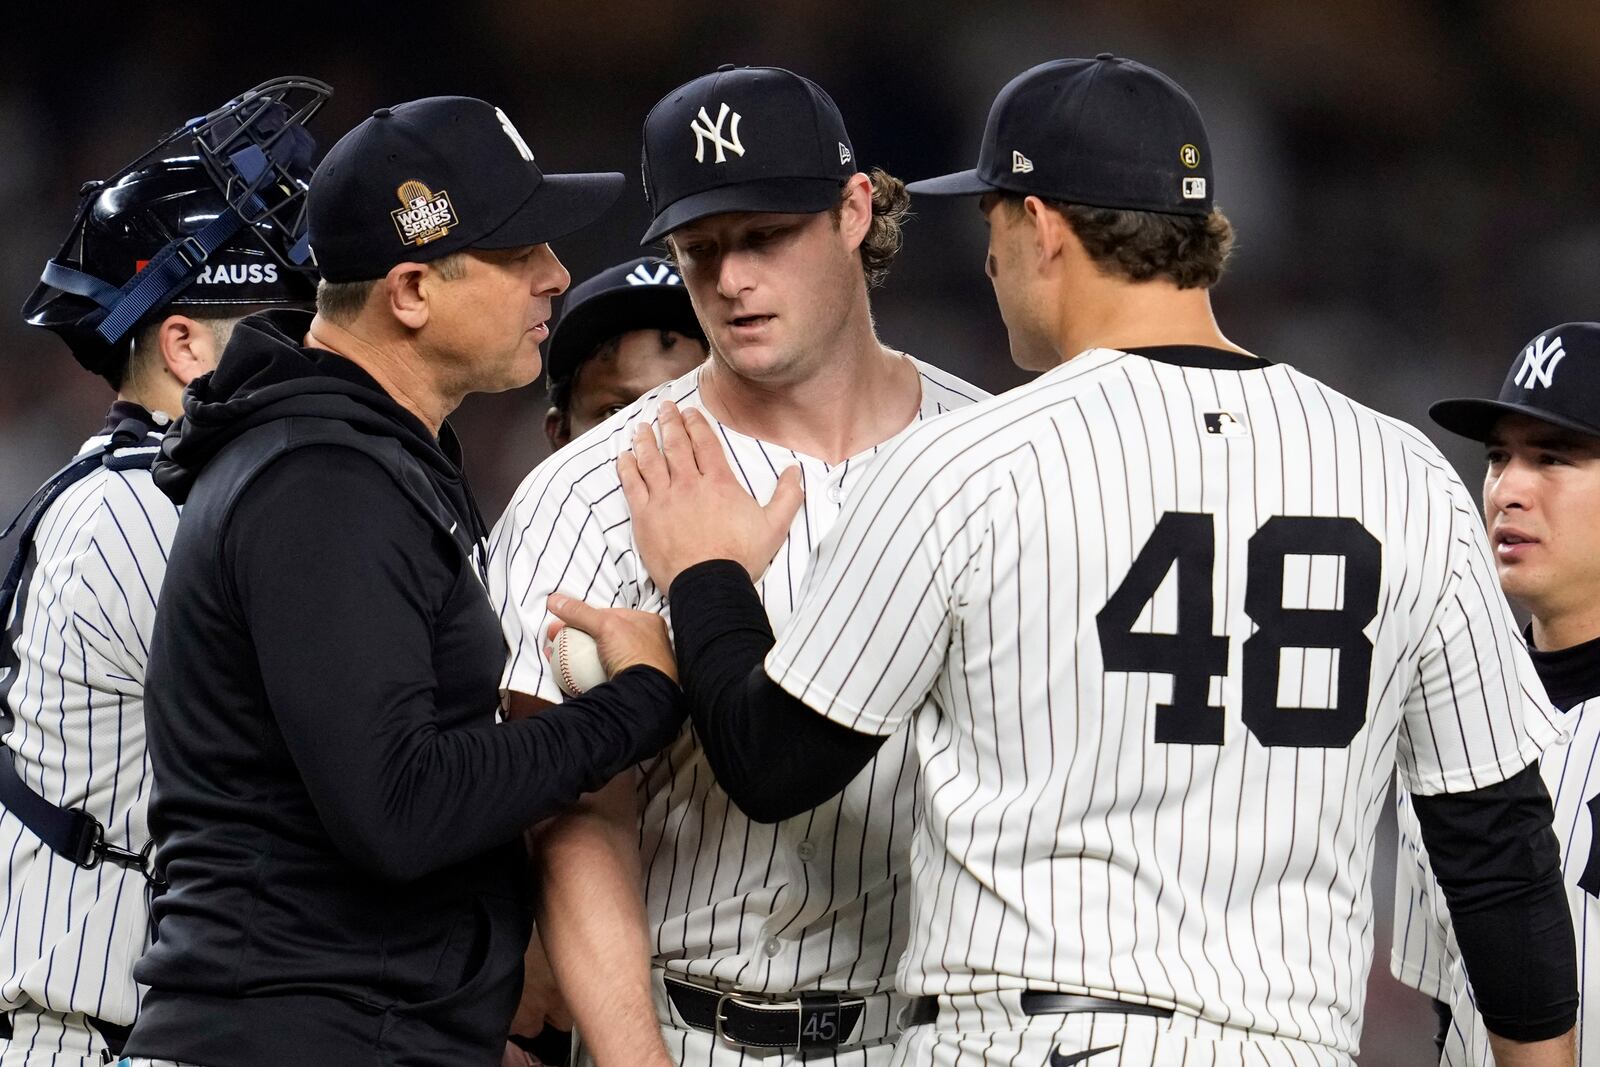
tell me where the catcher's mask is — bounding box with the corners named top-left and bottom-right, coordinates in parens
top-left (22, 76), bottom-right (333, 381)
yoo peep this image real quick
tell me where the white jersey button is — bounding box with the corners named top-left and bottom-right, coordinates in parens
top-left (764, 937), bottom-right (782, 957)
top-left (827, 482), bottom-right (845, 504)
top-left (797, 840), bottom-right (817, 861)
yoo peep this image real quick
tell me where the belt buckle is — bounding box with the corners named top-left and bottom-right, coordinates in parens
top-left (712, 991), bottom-right (759, 1045)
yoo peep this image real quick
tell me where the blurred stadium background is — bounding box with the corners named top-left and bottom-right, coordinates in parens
top-left (4, 3), bottom-right (1597, 1062)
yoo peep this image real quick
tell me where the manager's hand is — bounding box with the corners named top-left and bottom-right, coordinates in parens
top-left (546, 595), bottom-right (678, 684)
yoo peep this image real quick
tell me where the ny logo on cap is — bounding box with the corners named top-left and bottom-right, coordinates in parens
top-left (626, 263), bottom-right (680, 286)
top-left (1514, 334), bottom-right (1567, 390)
top-left (496, 107), bottom-right (535, 163)
top-left (692, 103), bottom-right (745, 163)
top-left (1012, 150), bottom-right (1034, 174)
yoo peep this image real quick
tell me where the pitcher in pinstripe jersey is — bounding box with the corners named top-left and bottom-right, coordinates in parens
top-left (486, 66), bottom-right (986, 1067)
top-left (1, 83), bottom-right (323, 1066)
top-left (1391, 322), bottom-right (1600, 1066)
top-left (584, 57), bottom-right (1579, 1067)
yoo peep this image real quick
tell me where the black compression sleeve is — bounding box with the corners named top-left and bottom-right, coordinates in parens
top-left (668, 559), bottom-right (885, 823)
top-left (1411, 763), bottom-right (1577, 1041)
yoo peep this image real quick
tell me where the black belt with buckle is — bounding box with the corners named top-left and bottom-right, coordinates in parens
top-left (663, 975), bottom-right (868, 1049)
top-left (905, 992), bottom-right (1175, 1027)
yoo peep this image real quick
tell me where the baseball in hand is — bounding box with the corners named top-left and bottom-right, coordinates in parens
top-left (545, 626), bottom-right (609, 697)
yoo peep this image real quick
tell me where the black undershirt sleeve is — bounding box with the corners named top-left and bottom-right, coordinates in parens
top-left (1410, 762), bottom-right (1577, 1042)
top-left (668, 560), bottom-right (885, 823)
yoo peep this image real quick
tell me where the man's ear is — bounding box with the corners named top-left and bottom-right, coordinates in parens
top-left (155, 314), bottom-right (223, 385)
top-left (384, 261), bottom-right (432, 330)
top-left (1024, 195), bottom-right (1069, 266)
top-left (836, 172), bottom-right (874, 250)
top-left (545, 406), bottom-right (569, 452)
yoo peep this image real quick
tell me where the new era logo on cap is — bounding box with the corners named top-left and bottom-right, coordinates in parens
top-left (1012, 151), bottom-right (1034, 174)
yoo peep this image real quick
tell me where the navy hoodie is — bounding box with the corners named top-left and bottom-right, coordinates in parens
top-left (126, 309), bottom-right (682, 1066)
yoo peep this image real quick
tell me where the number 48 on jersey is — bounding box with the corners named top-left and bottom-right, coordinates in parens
top-left (1097, 511), bottom-right (1382, 749)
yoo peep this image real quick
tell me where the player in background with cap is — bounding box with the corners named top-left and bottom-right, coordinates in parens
top-left (1389, 323), bottom-right (1600, 1067)
top-left (1, 79), bottom-right (327, 1066)
top-left (120, 98), bottom-right (686, 1067)
top-left (543, 256), bottom-right (707, 451)
top-left (571, 55), bottom-right (1578, 1067)
top-left (513, 256), bottom-right (707, 1063)
top-left (487, 65), bottom-right (986, 1067)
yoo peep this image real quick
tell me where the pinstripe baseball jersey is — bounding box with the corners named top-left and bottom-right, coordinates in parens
top-left (489, 358), bottom-right (986, 996)
top-left (761, 345), bottom-right (1562, 1061)
top-left (1392, 654), bottom-right (1598, 1066)
top-left (0, 409), bottom-right (173, 1032)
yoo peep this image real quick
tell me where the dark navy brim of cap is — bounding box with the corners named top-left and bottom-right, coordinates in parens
top-left (905, 169), bottom-right (995, 196)
top-left (1429, 397), bottom-right (1600, 443)
top-left (641, 177), bottom-right (845, 244)
top-left (547, 286), bottom-right (704, 383)
top-left (477, 171), bottom-right (627, 249)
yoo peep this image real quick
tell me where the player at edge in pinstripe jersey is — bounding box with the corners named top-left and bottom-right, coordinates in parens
top-left (0, 81), bottom-right (327, 1065)
top-left (486, 66), bottom-right (986, 1066)
top-left (1390, 322), bottom-right (1600, 1066)
top-left (552, 56), bottom-right (1579, 1067)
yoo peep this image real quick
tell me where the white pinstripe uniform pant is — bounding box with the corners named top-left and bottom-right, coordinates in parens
top-left (893, 994), bottom-right (1353, 1067)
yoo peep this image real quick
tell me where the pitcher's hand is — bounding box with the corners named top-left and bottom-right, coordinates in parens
top-left (619, 401), bottom-right (803, 591)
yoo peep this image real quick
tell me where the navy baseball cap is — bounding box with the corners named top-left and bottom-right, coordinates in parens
top-left (546, 256), bottom-right (704, 384)
top-left (640, 65), bottom-right (856, 244)
top-left (309, 96), bottom-right (626, 282)
top-left (908, 54), bottom-right (1215, 217)
top-left (1431, 323), bottom-right (1600, 442)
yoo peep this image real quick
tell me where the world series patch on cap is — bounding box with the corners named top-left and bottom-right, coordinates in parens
top-left (308, 96), bottom-right (626, 282)
top-left (1431, 322), bottom-right (1600, 442)
top-left (640, 65), bottom-right (857, 244)
top-left (907, 54), bottom-right (1215, 217)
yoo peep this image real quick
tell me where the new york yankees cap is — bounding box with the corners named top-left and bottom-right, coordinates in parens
top-left (1431, 323), bottom-right (1600, 441)
top-left (907, 54), bottom-right (1215, 217)
top-left (308, 96), bottom-right (626, 283)
top-left (546, 255), bottom-right (705, 384)
top-left (640, 65), bottom-right (856, 244)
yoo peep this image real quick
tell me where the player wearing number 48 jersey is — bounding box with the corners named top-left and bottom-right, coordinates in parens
top-left (587, 55), bottom-right (1580, 1067)
top-left (1391, 323), bottom-right (1600, 1067)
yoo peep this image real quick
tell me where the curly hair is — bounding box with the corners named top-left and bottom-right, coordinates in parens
top-left (1005, 197), bottom-right (1234, 289)
top-left (831, 168), bottom-right (911, 289)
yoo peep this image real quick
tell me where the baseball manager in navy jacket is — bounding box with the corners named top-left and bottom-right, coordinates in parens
top-left (123, 97), bottom-right (687, 1067)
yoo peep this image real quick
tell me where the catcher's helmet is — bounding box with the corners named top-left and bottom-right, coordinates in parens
top-left (23, 76), bottom-right (332, 381)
